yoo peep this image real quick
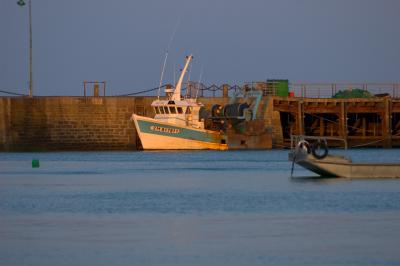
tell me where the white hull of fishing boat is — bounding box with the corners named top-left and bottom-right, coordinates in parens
top-left (132, 114), bottom-right (227, 150)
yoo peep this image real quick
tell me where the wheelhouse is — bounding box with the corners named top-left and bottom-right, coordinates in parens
top-left (153, 105), bottom-right (191, 115)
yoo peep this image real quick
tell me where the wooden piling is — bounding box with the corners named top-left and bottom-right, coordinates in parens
top-left (340, 101), bottom-right (347, 140)
top-left (382, 98), bottom-right (392, 148)
top-left (297, 100), bottom-right (304, 135)
top-left (273, 97), bottom-right (400, 148)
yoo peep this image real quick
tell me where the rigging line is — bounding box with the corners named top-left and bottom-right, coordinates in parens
top-left (290, 152), bottom-right (296, 178)
top-left (173, 61), bottom-right (176, 86)
top-left (273, 143), bottom-right (292, 149)
top-left (157, 53), bottom-right (169, 100)
top-left (187, 65), bottom-right (192, 84)
top-left (303, 111), bottom-right (368, 132)
top-left (349, 138), bottom-right (385, 148)
top-left (302, 112), bottom-right (389, 148)
top-left (195, 65), bottom-right (204, 100)
top-left (167, 18), bottom-right (181, 52)
top-left (116, 86), bottom-right (161, 96)
top-left (303, 112), bottom-right (339, 125)
top-left (199, 66), bottom-right (204, 84)
top-left (0, 89), bottom-right (27, 96)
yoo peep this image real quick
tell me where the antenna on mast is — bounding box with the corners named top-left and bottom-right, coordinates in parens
top-left (173, 61), bottom-right (176, 87)
top-left (195, 65), bottom-right (204, 100)
top-left (157, 52), bottom-right (168, 100)
top-left (187, 66), bottom-right (192, 84)
top-left (157, 18), bottom-right (181, 100)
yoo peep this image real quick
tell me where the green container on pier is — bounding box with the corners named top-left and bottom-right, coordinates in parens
top-left (267, 79), bottom-right (289, 97)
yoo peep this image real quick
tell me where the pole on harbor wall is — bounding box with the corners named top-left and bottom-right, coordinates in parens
top-left (17, 0), bottom-right (33, 97)
top-left (28, 0), bottom-right (32, 97)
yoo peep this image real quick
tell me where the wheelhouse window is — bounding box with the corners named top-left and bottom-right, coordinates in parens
top-left (163, 106), bottom-right (169, 114)
top-left (154, 107), bottom-right (160, 114)
top-left (185, 107), bottom-right (192, 114)
top-left (169, 106), bottom-right (177, 114)
top-left (159, 106), bottom-right (165, 114)
top-left (177, 107), bottom-right (183, 114)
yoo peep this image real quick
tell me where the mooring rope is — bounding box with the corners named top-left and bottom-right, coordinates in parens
top-left (348, 138), bottom-right (385, 148)
top-left (304, 111), bottom-right (366, 132)
top-left (302, 111), bottom-right (388, 148)
top-left (290, 152), bottom-right (296, 178)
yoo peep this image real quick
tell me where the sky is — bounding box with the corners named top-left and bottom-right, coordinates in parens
top-left (1, 0), bottom-right (399, 96)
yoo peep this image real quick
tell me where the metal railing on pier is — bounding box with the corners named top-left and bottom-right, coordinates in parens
top-left (194, 81), bottom-right (400, 99)
top-left (290, 83), bottom-right (400, 98)
top-left (2, 82), bottom-right (400, 99)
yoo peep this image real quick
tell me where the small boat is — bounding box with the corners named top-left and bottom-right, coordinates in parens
top-left (289, 135), bottom-right (400, 178)
top-left (131, 55), bottom-right (228, 150)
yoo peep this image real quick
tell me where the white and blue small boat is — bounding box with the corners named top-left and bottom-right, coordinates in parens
top-left (289, 135), bottom-right (400, 178)
top-left (131, 55), bottom-right (228, 150)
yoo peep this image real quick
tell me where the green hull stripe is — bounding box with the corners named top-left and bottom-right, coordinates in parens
top-left (137, 119), bottom-right (221, 143)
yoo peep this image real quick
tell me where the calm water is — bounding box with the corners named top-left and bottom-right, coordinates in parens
top-left (1, 149), bottom-right (400, 266)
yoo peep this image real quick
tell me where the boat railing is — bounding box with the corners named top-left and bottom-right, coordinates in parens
top-left (290, 135), bottom-right (348, 151)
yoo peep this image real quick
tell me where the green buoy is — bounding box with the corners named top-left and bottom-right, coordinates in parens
top-left (32, 159), bottom-right (40, 168)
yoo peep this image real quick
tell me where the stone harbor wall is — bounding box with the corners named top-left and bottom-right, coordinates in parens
top-left (0, 97), bottom-right (141, 151)
top-left (0, 96), bottom-right (231, 151)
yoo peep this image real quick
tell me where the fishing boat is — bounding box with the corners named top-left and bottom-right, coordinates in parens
top-left (131, 55), bottom-right (228, 150)
top-left (289, 135), bottom-right (400, 178)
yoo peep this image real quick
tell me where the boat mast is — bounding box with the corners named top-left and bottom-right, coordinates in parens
top-left (157, 51), bottom-right (169, 100)
top-left (195, 65), bottom-right (204, 100)
top-left (172, 55), bottom-right (193, 101)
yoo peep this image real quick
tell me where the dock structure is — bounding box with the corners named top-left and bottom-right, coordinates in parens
top-left (267, 82), bottom-right (400, 148)
top-left (1, 82), bottom-right (400, 150)
top-left (192, 81), bottom-right (400, 148)
top-left (273, 97), bottom-right (400, 148)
